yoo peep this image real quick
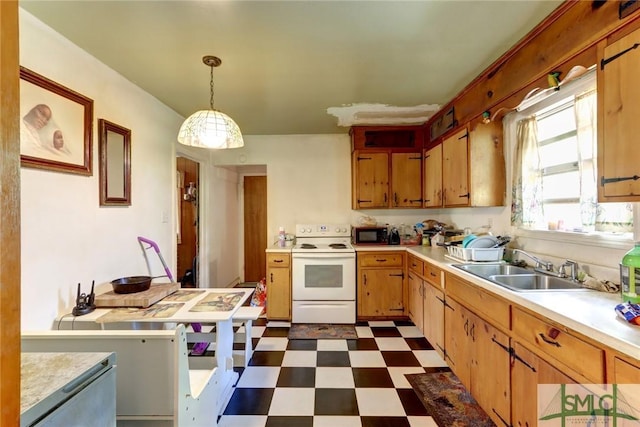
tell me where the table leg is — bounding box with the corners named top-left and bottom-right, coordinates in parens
top-left (214, 318), bottom-right (237, 415)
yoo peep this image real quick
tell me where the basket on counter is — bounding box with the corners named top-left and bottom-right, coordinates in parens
top-left (446, 245), bottom-right (505, 262)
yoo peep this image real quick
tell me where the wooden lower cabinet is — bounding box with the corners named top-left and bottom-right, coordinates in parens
top-left (511, 342), bottom-right (579, 427)
top-left (422, 280), bottom-right (445, 358)
top-left (445, 297), bottom-right (510, 426)
top-left (407, 271), bottom-right (424, 332)
top-left (266, 253), bottom-right (291, 320)
top-left (357, 252), bottom-right (406, 318)
top-left (358, 268), bottom-right (405, 317)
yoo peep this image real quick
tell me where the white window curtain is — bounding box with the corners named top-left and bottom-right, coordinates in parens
top-left (511, 116), bottom-right (543, 227)
top-left (575, 89), bottom-right (633, 232)
top-left (575, 89), bottom-right (598, 230)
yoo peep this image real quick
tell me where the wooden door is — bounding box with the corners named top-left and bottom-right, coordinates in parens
top-left (444, 298), bottom-right (472, 387)
top-left (0, 1), bottom-right (21, 423)
top-left (423, 283), bottom-right (445, 358)
top-left (471, 314), bottom-right (511, 427)
top-left (266, 266), bottom-right (290, 319)
top-left (358, 268), bottom-right (404, 317)
top-left (243, 176), bottom-right (267, 282)
top-left (423, 144), bottom-right (442, 208)
top-left (352, 151), bottom-right (389, 208)
top-left (391, 152), bottom-right (422, 207)
top-left (599, 27), bottom-right (640, 201)
top-left (176, 157), bottom-right (199, 286)
top-left (407, 272), bottom-right (423, 331)
top-left (442, 128), bottom-right (469, 207)
top-left (511, 342), bottom-right (579, 427)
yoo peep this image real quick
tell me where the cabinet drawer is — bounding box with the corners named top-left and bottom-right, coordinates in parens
top-left (613, 356), bottom-right (640, 384)
top-left (358, 252), bottom-right (404, 267)
top-left (445, 273), bottom-right (509, 330)
top-left (408, 256), bottom-right (424, 276)
top-left (512, 308), bottom-right (604, 383)
top-left (267, 253), bottom-right (290, 267)
top-left (424, 262), bottom-right (442, 287)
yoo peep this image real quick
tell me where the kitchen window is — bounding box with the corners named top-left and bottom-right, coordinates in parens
top-left (508, 69), bottom-right (633, 238)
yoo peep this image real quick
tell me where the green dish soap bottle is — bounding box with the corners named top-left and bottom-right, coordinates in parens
top-left (620, 242), bottom-right (640, 304)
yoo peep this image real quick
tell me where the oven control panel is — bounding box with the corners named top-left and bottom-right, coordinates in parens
top-left (295, 224), bottom-right (351, 237)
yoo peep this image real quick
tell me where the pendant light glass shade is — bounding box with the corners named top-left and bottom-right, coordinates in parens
top-left (177, 109), bottom-right (244, 148)
top-left (177, 55), bottom-right (244, 149)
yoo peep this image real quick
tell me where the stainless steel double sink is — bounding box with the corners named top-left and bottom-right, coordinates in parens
top-left (453, 263), bottom-right (587, 292)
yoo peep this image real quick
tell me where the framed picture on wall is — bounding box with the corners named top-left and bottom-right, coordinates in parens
top-left (19, 66), bottom-right (93, 175)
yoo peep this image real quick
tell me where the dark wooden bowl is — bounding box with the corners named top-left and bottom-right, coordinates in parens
top-left (111, 276), bottom-right (152, 294)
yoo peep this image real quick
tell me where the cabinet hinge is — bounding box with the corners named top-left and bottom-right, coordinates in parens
top-left (389, 272), bottom-right (405, 279)
top-left (601, 42), bottom-right (640, 70)
top-left (409, 156), bottom-right (422, 160)
top-left (459, 193), bottom-right (470, 199)
top-left (508, 346), bottom-right (537, 373)
top-left (600, 174), bottom-right (640, 186)
top-left (458, 131), bottom-right (469, 140)
top-left (357, 156), bottom-right (373, 161)
top-left (492, 408), bottom-right (511, 427)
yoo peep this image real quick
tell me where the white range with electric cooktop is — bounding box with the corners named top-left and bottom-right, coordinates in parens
top-left (291, 224), bottom-right (356, 324)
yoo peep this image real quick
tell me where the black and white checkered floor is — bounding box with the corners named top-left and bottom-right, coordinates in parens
top-left (215, 318), bottom-right (451, 427)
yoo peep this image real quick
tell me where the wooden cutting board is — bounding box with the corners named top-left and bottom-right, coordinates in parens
top-left (94, 282), bottom-right (180, 308)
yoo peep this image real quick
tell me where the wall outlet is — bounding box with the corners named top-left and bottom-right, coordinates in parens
top-left (488, 218), bottom-right (493, 228)
top-left (161, 211), bottom-right (169, 223)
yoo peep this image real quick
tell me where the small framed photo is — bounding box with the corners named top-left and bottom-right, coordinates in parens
top-left (19, 67), bottom-right (93, 175)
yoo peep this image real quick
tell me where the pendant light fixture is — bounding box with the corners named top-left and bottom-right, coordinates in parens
top-left (177, 55), bottom-right (244, 149)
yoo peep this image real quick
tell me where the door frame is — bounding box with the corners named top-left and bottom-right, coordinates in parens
top-left (175, 149), bottom-right (209, 288)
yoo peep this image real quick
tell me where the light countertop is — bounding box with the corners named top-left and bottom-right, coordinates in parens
top-left (404, 245), bottom-right (640, 360)
top-left (21, 352), bottom-right (113, 416)
top-left (268, 243), bottom-right (640, 358)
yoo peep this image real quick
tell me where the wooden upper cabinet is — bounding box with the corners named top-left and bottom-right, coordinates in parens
top-left (352, 151), bottom-right (389, 209)
top-left (423, 144), bottom-right (442, 208)
top-left (350, 125), bottom-right (424, 209)
top-left (442, 127), bottom-right (470, 207)
top-left (598, 26), bottom-right (640, 202)
top-left (468, 120), bottom-right (505, 207)
top-left (391, 152), bottom-right (422, 207)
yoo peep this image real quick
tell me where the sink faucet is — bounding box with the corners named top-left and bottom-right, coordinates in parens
top-left (559, 259), bottom-right (579, 281)
top-left (512, 249), bottom-right (554, 273)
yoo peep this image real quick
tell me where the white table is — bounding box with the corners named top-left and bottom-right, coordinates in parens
top-left (55, 288), bottom-right (253, 415)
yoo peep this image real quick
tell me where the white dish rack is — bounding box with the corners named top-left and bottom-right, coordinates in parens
top-left (446, 245), bottom-right (505, 262)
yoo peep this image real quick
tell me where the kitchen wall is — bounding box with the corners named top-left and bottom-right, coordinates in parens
top-left (213, 132), bottom-right (630, 285)
top-left (20, 8), bottom-right (630, 331)
top-left (20, 11), bottom-right (181, 330)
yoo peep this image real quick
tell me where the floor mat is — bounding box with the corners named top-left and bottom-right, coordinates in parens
top-left (405, 371), bottom-right (496, 427)
top-left (288, 323), bottom-right (358, 339)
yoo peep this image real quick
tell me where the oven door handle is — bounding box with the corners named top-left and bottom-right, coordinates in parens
top-left (293, 253), bottom-right (355, 260)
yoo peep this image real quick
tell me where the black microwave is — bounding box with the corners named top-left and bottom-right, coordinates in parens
top-left (352, 226), bottom-right (388, 245)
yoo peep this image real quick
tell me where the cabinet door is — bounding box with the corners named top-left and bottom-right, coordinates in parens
top-left (599, 27), bottom-right (640, 201)
top-left (422, 282), bottom-right (445, 358)
top-left (352, 151), bottom-right (389, 208)
top-left (511, 342), bottom-right (579, 427)
top-left (359, 268), bottom-right (405, 317)
top-left (391, 152), bottom-right (422, 207)
top-left (471, 314), bottom-right (511, 427)
top-left (443, 298), bottom-right (472, 388)
top-left (469, 121), bottom-right (505, 207)
top-left (267, 267), bottom-right (290, 320)
top-left (423, 144), bottom-right (442, 208)
top-left (442, 128), bottom-right (470, 207)
top-left (408, 272), bottom-right (424, 331)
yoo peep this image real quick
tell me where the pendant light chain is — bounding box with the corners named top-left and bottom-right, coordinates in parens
top-left (209, 64), bottom-right (215, 111)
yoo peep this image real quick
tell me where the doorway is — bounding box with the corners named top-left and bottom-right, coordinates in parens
top-left (243, 175), bottom-right (267, 283)
top-left (177, 156), bottom-right (199, 287)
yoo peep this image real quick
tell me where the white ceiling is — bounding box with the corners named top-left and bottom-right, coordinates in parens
top-left (20, 0), bottom-right (563, 135)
